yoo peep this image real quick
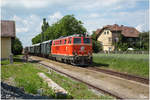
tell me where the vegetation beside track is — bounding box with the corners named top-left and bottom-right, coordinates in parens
top-left (93, 53), bottom-right (149, 78)
top-left (1, 55), bottom-right (112, 99)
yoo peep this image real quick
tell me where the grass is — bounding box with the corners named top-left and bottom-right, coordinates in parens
top-left (1, 55), bottom-right (112, 99)
top-left (1, 62), bottom-right (55, 98)
top-left (45, 71), bottom-right (112, 99)
top-left (93, 53), bottom-right (149, 78)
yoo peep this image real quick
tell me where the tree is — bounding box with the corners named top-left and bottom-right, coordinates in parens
top-left (115, 34), bottom-right (126, 51)
top-left (91, 32), bottom-right (102, 53)
top-left (139, 31), bottom-right (149, 50)
top-left (32, 33), bottom-right (42, 44)
top-left (12, 37), bottom-right (23, 55)
top-left (32, 15), bottom-right (87, 44)
top-left (41, 18), bottom-right (49, 42)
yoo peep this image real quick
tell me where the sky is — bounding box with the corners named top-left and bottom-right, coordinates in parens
top-left (1, 0), bottom-right (149, 47)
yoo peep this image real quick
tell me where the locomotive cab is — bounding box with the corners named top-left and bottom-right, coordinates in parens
top-left (72, 35), bottom-right (92, 66)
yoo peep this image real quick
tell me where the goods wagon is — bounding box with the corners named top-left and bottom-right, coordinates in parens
top-left (41, 40), bottom-right (52, 57)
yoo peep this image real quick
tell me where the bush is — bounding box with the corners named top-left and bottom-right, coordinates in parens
top-left (91, 32), bottom-right (102, 53)
top-left (12, 38), bottom-right (23, 55)
top-left (92, 40), bottom-right (102, 53)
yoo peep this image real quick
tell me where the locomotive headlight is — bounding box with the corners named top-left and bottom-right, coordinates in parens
top-left (81, 46), bottom-right (85, 51)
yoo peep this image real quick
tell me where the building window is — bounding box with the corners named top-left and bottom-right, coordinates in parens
top-left (108, 47), bottom-right (112, 51)
top-left (100, 42), bottom-right (103, 45)
top-left (108, 37), bottom-right (112, 42)
top-left (114, 37), bottom-right (119, 43)
top-left (104, 32), bottom-right (106, 35)
top-left (107, 31), bottom-right (109, 34)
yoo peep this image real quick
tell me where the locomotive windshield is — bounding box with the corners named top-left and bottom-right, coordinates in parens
top-left (74, 38), bottom-right (81, 44)
top-left (83, 38), bottom-right (91, 44)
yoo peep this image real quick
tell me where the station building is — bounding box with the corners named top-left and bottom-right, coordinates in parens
top-left (1, 20), bottom-right (16, 60)
top-left (95, 24), bottom-right (139, 51)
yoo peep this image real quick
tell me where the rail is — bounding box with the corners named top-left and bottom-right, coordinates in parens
top-left (86, 67), bottom-right (149, 85)
top-left (39, 63), bottom-right (123, 99)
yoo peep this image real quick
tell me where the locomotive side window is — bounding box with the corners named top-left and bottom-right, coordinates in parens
top-left (69, 38), bottom-right (72, 44)
top-left (64, 39), bottom-right (66, 44)
top-left (74, 38), bottom-right (81, 44)
top-left (83, 38), bottom-right (91, 44)
top-left (53, 41), bottom-right (55, 45)
top-left (60, 40), bottom-right (62, 45)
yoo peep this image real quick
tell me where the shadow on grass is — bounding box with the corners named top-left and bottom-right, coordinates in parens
top-left (1, 82), bottom-right (73, 99)
top-left (13, 56), bottom-right (41, 64)
top-left (91, 62), bottom-right (109, 67)
top-left (28, 60), bottom-right (41, 63)
top-left (14, 58), bottom-right (24, 62)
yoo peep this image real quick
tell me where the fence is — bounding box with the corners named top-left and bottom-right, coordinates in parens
top-left (99, 50), bottom-right (149, 54)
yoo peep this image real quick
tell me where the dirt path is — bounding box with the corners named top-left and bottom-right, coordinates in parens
top-left (30, 56), bottom-right (149, 99)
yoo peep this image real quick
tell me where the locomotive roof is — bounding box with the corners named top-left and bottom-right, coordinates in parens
top-left (34, 43), bottom-right (40, 46)
top-left (54, 34), bottom-right (90, 41)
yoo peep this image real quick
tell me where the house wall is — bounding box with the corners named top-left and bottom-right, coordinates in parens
top-left (1, 37), bottom-right (11, 59)
top-left (97, 29), bottom-right (114, 51)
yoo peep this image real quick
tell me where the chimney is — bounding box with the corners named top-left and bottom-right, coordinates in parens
top-left (114, 24), bottom-right (118, 26)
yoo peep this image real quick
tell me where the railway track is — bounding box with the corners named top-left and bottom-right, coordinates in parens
top-left (38, 62), bottom-right (123, 99)
top-left (86, 67), bottom-right (149, 85)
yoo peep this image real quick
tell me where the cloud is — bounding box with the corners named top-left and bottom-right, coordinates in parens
top-left (1, 0), bottom-right (74, 8)
top-left (12, 12), bottom-right (63, 47)
top-left (12, 14), bottom-right (42, 47)
top-left (1, 0), bottom-right (49, 8)
top-left (67, 0), bottom-right (138, 11)
top-left (78, 9), bottom-right (149, 34)
top-left (1, 0), bottom-right (138, 10)
top-left (16, 27), bottom-right (28, 33)
top-left (136, 24), bottom-right (144, 32)
top-left (48, 11), bottom-right (63, 25)
top-left (89, 13), bottom-right (100, 18)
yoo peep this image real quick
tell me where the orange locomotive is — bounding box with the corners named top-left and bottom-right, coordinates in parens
top-left (51, 34), bottom-right (92, 66)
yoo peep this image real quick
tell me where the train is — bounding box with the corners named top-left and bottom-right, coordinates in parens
top-left (26, 34), bottom-right (93, 66)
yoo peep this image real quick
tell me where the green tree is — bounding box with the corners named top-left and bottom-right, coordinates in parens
top-left (32, 34), bottom-right (42, 44)
top-left (32, 15), bottom-right (87, 44)
top-left (116, 34), bottom-right (129, 51)
top-left (12, 37), bottom-right (23, 55)
top-left (41, 18), bottom-right (49, 42)
top-left (139, 31), bottom-right (149, 50)
top-left (91, 32), bottom-right (102, 53)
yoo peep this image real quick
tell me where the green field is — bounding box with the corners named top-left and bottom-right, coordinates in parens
top-left (93, 53), bottom-right (149, 78)
top-left (1, 56), bottom-right (112, 99)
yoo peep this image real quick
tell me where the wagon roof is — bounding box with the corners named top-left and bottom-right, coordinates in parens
top-left (32, 43), bottom-right (41, 46)
top-left (41, 40), bottom-right (52, 44)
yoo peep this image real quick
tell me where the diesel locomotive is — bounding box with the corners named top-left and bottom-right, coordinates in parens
top-left (26, 34), bottom-right (92, 66)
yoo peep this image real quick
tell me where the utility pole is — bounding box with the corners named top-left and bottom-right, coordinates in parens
top-left (140, 35), bottom-right (142, 51)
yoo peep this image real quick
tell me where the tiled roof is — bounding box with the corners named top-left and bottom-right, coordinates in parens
top-left (96, 24), bottom-right (139, 39)
top-left (1, 20), bottom-right (16, 37)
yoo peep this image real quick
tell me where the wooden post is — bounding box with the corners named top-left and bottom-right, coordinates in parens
top-left (9, 53), bottom-right (13, 64)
